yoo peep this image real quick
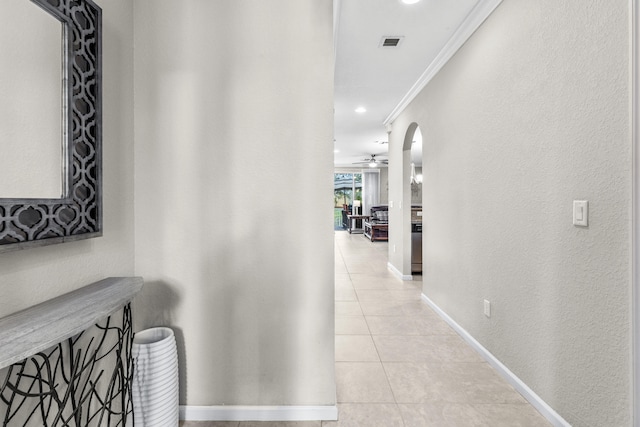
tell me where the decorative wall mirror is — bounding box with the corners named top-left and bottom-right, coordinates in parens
top-left (0, 0), bottom-right (102, 253)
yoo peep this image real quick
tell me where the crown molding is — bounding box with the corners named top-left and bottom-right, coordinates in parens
top-left (383, 0), bottom-right (503, 126)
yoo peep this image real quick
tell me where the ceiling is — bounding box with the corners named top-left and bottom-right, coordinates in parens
top-left (333, 0), bottom-right (480, 168)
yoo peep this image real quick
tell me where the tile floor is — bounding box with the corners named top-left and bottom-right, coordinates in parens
top-left (180, 231), bottom-right (551, 427)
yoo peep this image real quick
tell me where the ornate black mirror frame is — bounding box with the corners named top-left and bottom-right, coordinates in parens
top-left (0, 0), bottom-right (102, 253)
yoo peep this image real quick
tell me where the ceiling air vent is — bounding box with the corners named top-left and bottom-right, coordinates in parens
top-left (379, 36), bottom-right (404, 48)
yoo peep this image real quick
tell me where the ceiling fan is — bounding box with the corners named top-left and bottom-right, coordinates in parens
top-left (353, 154), bottom-right (389, 167)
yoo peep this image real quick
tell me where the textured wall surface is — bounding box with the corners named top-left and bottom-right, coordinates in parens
top-left (133, 0), bottom-right (336, 407)
top-left (0, 0), bottom-right (135, 318)
top-left (388, 0), bottom-right (631, 425)
top-left (379, 167), bottom-right (390, 205)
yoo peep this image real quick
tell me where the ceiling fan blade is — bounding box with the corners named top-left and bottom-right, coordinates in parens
top-left (350, 154), bottom-right (389, 165)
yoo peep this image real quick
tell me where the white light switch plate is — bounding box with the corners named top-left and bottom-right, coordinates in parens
top-left (573, 200), bottom-right (588, 226)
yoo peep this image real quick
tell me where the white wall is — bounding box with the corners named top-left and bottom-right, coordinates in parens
top-left (379, 167), bottom-right (390, 205)
top-left (0, 0), bottom-right (135, 318)
top-left (133, 0), bottom-right (336, 408)
top-left (388, 0), bottom-right (631, 425)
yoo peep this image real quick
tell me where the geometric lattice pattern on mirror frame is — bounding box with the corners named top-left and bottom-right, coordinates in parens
top-left (0, 304), bottom-right (133, 427)
top-left (0, 0), bottom-right (102, 250)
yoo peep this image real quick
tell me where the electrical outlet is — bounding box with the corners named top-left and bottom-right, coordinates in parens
top-left (393, 244), bottom-right (396, 253)
top-left (484, 300), bottom-right (491, 318)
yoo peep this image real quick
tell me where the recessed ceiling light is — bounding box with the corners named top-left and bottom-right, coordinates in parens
top-left (355, 107), bottom-right (367, 113)
top-left (334, 149), bottom-right (340, 153)
top-left (402, 0), bottom-right (421, 4)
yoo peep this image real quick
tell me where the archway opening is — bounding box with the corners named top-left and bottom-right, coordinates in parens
top-left (401, 123), bottom-right (423, 276)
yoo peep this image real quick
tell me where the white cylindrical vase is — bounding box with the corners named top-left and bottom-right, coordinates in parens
top-left (131, 327), bottom-right (179, 426)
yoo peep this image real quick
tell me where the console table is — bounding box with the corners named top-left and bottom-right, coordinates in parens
top-left (0, 277), bottom-right (144, 426)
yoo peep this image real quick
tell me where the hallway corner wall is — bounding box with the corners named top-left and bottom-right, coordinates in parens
top-left (133, 0), bottom-right (336, 411)
top-left (387, 0), bottom-right (632, 425)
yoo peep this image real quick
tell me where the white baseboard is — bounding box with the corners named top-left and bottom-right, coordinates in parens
top-left (421, 294), bottom-right (570, 427)
top-left (179, 405), bottom-right (338, 422)
top-left (387, 262), bottom-right (413, 281)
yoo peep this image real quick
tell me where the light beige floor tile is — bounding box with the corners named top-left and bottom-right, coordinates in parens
top-left (335, 279), bottom-right (354, 288)
top-left (350, 278), bottom-right (388, 290)
top-left (365, 316), bottom-right (421, 335)
top-left (355, 289), bottom-right (394, 302)
top-left (357, 270), bottom-right (402, 283)
top-left (341, 254), bottom-right (378, 263)
top-left (373, 335), bottom-right (483, 363)
top-left (335, 301), bottom-right (363, 316)
top-left (413, 315), bottom-right (457, 335)
top-left (386, 288), bottom-right (422, 301)
top-left (335, 285), bottom-right (358, 302)
top-left (334, 263), bottom-right (348, 274)
top-left (335, 362), bottom-right (395, 403)
top-left (367, 257), bottom-right (390, 267)
top-left (335, 335), bottom-right (380, 362)
top-left (399, 403), bottom-right (482, 426)
top-left (335, 315), bottom-right (370, 335)
top-left (431, 335), bottom-right (485, 363)
top-left (350, 274), bottom-right (398, 290)
top-left (366, 313), bottom-right (455, 336)
top-left (470, 403), bottom-right (551, 426)
top-left (384, 280), bottom-right (421, 291)
top-left (399, 402), bottom-right (551, 427)
top-left (385, 362), bottom-right (526, 405)
top-left (383, 362), bottom-right (468, 403)
top-left (345, 261), bottom-right (384, 274)
top-left (335, 274), bottom-right (352, 286)
top-left (438, 363), bottom-right (526, 404)
top-left (411, 304), bottom-right (440, 319)
top-left (359, 300), bottom-right (405, 316)
top-left (400, 300), bottom-right (435, 316)
top-left (373, 336), bottom-right (440, 362)
top-left (322, 403), bottom-right (404, 427)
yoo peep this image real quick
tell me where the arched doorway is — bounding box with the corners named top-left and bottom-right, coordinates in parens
top-left (395, 122), bottom-right (422, 277)
top-left (409, 127), bottom-right (423, 274)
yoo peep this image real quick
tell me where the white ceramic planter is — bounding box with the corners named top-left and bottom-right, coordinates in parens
top-left (131, 327), bottom-right (179, 426)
